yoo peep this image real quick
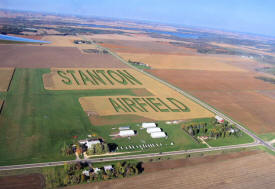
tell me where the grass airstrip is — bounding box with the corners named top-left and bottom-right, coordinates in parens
top-left (0, 68), bottom-right (253, 166)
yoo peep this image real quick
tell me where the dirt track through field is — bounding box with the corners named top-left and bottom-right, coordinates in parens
top-left (0, 68), bottom-right (14, 92)
top-left (66, 151), bottom-right (275, 189)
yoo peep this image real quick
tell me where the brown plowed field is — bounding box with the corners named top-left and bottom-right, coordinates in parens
top-left (0, 45), bottom-right (126, 68)
top-left (0, 173), bottom-right (44, 189)
top-left (118, 52), bottom-right (247, 71)
top-left (101, 40), bottom-right (197, 55)
top-left (148, 69), bottom-right (275, 133)
top-left (66, 151), bottom-right (275, 189)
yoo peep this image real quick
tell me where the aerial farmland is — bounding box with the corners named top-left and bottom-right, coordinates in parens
top-left (0, 7), bottom-right (274, 189)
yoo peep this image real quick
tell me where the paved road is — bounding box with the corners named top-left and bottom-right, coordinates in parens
top-left (0, 142), bottom-right (260, 171)
top-left (98, 44), bottom-right (275, 152)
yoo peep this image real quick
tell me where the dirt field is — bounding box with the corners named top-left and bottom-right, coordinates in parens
top-left (148, 69), bottom-right (275, 133)
top-left (66, 151), bottom-right (275, 189)
top-left (118, 52), bottom-right (248, 71)
top-left (0, 68), bottom-right (14, 92)
top-left (0, 173), bottom-right (44, 189)
top-left (42, 35), bottom-right (98, 51)
top-left (0, 45), bottom-right (126, 68)
top-left (101, 40), bottom-right (197, 55)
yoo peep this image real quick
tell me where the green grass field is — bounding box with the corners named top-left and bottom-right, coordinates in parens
top-left (0, 69), bottom-right (138, 165)
top-left (90, 121), bottom-right (207, 154)
top-left (0, 68), bottom-right (254, 166)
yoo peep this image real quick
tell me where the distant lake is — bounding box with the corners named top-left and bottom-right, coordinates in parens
top-left (0, 34), bottom-right (50, 43)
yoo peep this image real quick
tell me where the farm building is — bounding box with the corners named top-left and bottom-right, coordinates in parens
top-left (93, 168), bottom-right (101, 174)
top-left (119, 126), bottom-right (130, 130)
top-left (215, 115), bottom-right (224, 123)
top-left (79, 139), bottom-right (101, 149)
top-left (104, 165), bottom-right (113, 172)
top-left (142, 122), bottom-right (157, 128)
top-left (86, 140), bottom-right (101, 149)
top-left (119, 130), bottom-right (135, 137)
top-left (147, 127), bottom-right (161, 134)
top-left (150, 132), bottom-right (166, 138)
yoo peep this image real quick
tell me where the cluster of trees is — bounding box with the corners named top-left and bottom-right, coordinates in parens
top-left (61, 142), bottom-right (74, 156)
top-left (184, 119), bottom-right (241, 140)
top-left (128, 60), bottom-right (150, 69)
top-left (86, 143), bottom-right (109, 155)
top-left (45, 161), bottom-right (143, 188)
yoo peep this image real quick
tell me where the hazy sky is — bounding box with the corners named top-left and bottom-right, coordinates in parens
top-left (0, 0), bottom-right (274, 36)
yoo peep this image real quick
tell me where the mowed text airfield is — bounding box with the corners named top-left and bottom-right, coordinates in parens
top-left (43, 68), bottom-right (213, 120)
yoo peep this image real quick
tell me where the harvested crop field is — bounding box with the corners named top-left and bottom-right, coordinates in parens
top-left (118, 52), bottom-right (247, 71)
top-left (0, 45), bottom-right (126, 68)
top-left (148, 69), bottom-right (275, 133)
top-left (0, 68), bottom-right (14, 92)
top-left (66, 151), bottom-right (275, 189)
top-left (0, 173), bottom-right (44, 189)
top-left (101, 40), bottom-right (197, 55)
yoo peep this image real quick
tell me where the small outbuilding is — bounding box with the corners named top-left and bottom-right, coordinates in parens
top-left (150, 132), bottom-right (166, 138)
top-left (119, 126), bottom-right (130, 130)
top-left (147, 127), bottom-right (161, 134)
top-left (142, 122), bottom-right (157, 128)
top-left (104, 165), bottom-right (113, 172)
top-left (86, 140), bottom-right (101, 149)
top-left (119, 130), bottom-right (135, 137)
top-left (215, 115), bottom-right (224, 123)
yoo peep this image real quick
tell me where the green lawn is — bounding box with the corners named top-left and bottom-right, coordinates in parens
top-left (207, 133), bottom-right (254, 146)
top-left (258, 132), bottom-right (275, 141)
top-left (0, 69), bottom-right (138, 165)
top-left (89, 121), bottom-right (206, 154)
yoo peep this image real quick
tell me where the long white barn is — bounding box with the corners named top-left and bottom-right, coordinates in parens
top-left (151, 132), bottom-right (166, 138)
top-left (147, 127), bottom-right (161, 133)
top-left (142, 122), bottom-right (157, 128)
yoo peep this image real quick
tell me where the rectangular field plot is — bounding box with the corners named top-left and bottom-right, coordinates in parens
top-left (44, 68), bottom-right (214, 121)
top-left (80, 95), bottom-right (212, 121)
top-left (0, 68), bottom-right (14, 92)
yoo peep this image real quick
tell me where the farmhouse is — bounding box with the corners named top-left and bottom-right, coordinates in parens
top-left (215, 115), bottom-right (224, 123)
top-left (86, 140), bottom-right (101, 149)
top-left (151, 132), bottom-right (166, 138)
top-left (104, 165), bottom-right (113, 172)
top-left (142, 122), bottom-right (157, 128)
top-left (119, 130), bottom-right (135, 137)
top-left (79, 139), bottom-right (101, 149)
top-left (57, 69), bottom-right (142, 86)
top-left (147, 127), bottom-right (161, 133)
